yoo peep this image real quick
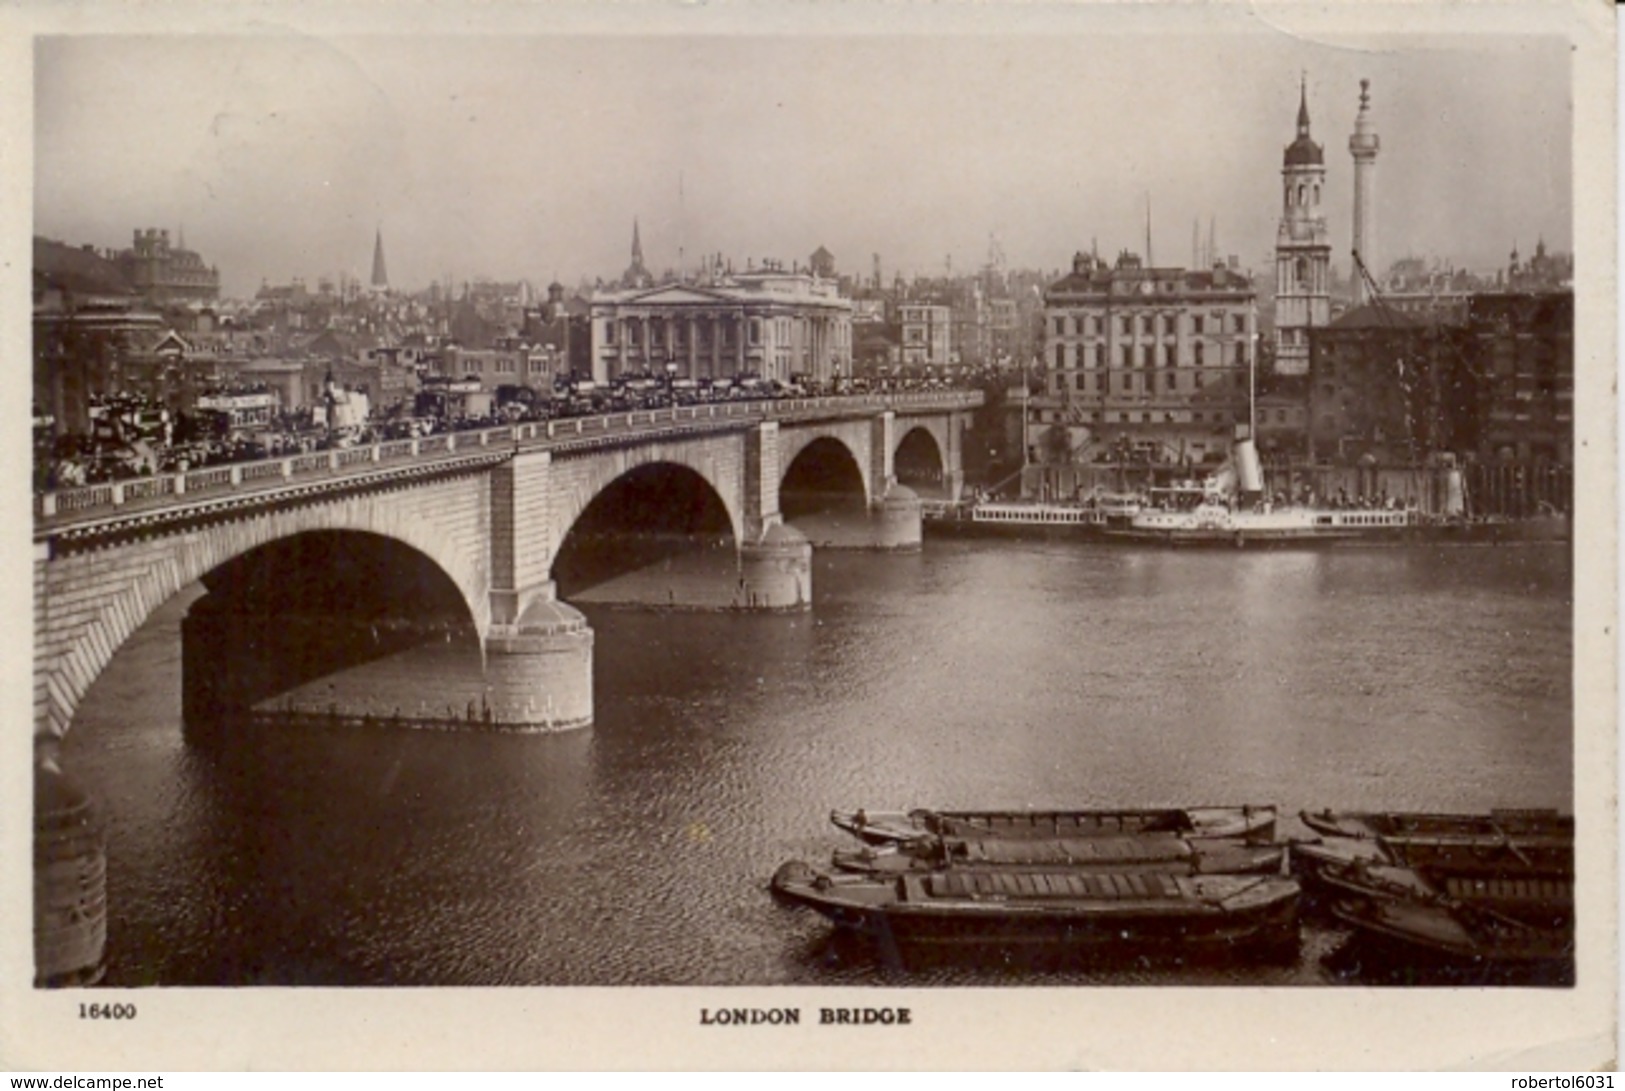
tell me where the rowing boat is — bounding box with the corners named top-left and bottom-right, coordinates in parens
top-left (831, 805), bottom-right (1277, 846)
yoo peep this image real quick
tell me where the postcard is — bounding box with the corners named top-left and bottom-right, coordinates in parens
top-left (3, 0), bottom-right (1615, 1071)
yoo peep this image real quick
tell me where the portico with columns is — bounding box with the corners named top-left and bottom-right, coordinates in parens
top-left (591, 276), bottom-right (853, 386)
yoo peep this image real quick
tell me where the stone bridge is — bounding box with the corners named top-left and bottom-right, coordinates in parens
top-left (33, 392), bottom-right (979, 751)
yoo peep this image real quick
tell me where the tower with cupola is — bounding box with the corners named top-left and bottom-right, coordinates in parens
top-left (1274, 76), bottom-right (1331, 376)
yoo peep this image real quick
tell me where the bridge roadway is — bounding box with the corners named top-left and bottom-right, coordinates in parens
top-left (37, 390), bottom-right (977, 527)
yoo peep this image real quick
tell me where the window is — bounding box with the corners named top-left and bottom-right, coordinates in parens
top-left (1194, 342), bottom-right (1205, 366)
top-left (1193, 316), bottom-right (1205, 335)
top-left (1054, 317), bottom-right (1065, 337)
top-left (1141, 315), bottom-right (1153, 336)
top-left (1141, 345), bottom-right (1154, 368)
top-left (1094, 373), bottom-right (1104, 391)
top-left (750, 320), bottom-right (761, 345)
top-left (1054, 344), bottom-right (1064, 369)
top-left (1121, 373), bottom-right (1132, 393)
top-left (1164, 345), bottom-right (1177, 368)
top-left (1095, 344), bottom-right (1106, 369)
top-left (1233, 314), bottom-right (1246, 334)
top-left (1164, 315), bottom-right (1178, 336)
top-left (1121, 346), bottom-right (1132, 368)
top-left (1120, 317), bottom-right (1131, 336)
top-left (1092, 316), bottom-right (1104, 336)
top-left (604, 324), bottom-right (617, 345)
top-left (1072, 372), bottom-right (1084, 391)
top-left (1235, 343), bottom-right (1245, 366)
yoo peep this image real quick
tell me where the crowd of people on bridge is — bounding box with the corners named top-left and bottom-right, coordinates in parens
top-left (36, 375), bottom-right (974, 495)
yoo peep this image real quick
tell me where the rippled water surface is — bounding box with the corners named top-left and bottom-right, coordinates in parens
top-left (63, 540), bottom-right (1573, 986)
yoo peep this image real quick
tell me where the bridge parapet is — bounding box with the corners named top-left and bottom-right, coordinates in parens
top-left (36, 392), bottom-right (982, 526)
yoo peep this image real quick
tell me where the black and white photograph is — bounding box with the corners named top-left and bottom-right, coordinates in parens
top-left (8, 0), bottom-right (1615, 1072)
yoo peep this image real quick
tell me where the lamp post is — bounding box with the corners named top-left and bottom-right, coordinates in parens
top-left (665, 358), bottom-right (678, 405)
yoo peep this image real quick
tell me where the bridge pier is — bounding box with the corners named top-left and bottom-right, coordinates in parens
top-left (872, 484), bottom-right (924, 551)
top-left (33, 754), bottom-right (107, 987)
top-left (482, 594), bottom-right (595, 731)
top-left (736, 524), bottom-right (812, 610)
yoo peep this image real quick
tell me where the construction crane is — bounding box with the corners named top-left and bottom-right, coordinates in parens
top-left (1353, 247), bottom-right (1499, 518)
top-left (1351, 248), bottom-right (1428, 461)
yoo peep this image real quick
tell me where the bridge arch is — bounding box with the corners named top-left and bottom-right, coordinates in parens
top-left (894, 424), bottom-right (948, 497)
top-left (545, 445), bottom-right (745, 565)
top-left (549, 460), bottom-right (739, 595)
top-left (779, 434), bottom-right (871, 518)
top-left (37, 482), bottom-right (489, 740)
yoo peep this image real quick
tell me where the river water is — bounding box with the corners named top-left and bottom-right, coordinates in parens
top-left (62, 537), bottom-right (1572, 987)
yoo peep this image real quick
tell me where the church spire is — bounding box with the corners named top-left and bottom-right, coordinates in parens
top-left (370, 226), bottom-right (389, 290)
top-left (632, 217), bottom-right (645, 266)
top-left (1297, 72), bottom-right (1311, 136)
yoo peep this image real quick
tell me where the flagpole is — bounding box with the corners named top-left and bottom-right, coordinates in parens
top-left (1248, 299), bottom-right (1258, 442)
top-left (1021, 362), bottom-right (1031, 472)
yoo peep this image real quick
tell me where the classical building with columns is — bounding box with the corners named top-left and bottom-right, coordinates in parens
top-left (589, 266), bottom-right (853, 385)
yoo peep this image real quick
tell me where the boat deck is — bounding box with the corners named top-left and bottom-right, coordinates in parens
top-left (925, 870), bottom-right (1188, 901)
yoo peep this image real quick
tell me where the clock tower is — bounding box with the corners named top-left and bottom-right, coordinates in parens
top-left (1274, 77), bottom-right (1331, 376)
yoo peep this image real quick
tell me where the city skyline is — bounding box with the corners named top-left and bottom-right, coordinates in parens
top-left (36, 25), bottom-right (1571, 298)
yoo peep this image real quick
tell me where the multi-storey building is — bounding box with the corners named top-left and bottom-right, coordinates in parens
top-left (590, 264), bottom-right (852, 385)
top-left (898, 302), bottom-right (952, 371)
top-left (1039, 249), bottom-right (1256, 466)
top-left (1468, 291), bottom-right (1572, 463)
top-left (114, 229), bottom-right (220, 305)
top-left (1307, 290), bottom-right (1571, 466)
top-left (33, 237), bottom-right (166, 435)
top-left (986, 297), bottom-right (1021, 367)
top-left (1274, 81), bottom-right (1332, 376)
top-left (1308, 304), bottom-right (1455, 463)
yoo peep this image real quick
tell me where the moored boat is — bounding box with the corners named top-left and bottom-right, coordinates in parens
top-left (1293, 830), bottom-right (1573, 886)
top-left (1329, 894), bottom-right (1573, 967)
top-left (922, 493), bottom-right (1145, 540)
top-left (1299, 807), bottom-right (1571, 842)
top-left (1307, 856), bottom-right (1572, 930)
top-left (830, 804), bottom-right (1277, 846)
top-left (1106, 500), bottom-right (1422, 548)
top-left (771, 860), bottom-right (1301, 955)
top-left (832, 833), bottom-right (1286, 877)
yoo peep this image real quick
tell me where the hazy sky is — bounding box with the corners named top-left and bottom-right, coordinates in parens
top-left (34, 24), bottom-right (1572, 297)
